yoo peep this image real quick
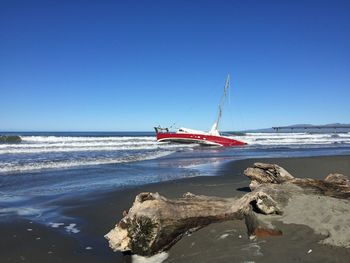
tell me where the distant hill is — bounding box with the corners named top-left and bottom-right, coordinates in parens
top-left (244, 123), bottom-right (350, 133)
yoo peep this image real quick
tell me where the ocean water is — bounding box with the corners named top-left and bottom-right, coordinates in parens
top-left (1, 131), bottom-right (350, 220)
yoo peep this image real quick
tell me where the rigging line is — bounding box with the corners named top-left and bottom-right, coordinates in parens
top-left (169, 122), bottom-right (176, 130)
top-left (215, 74), bottom-right (230, 129)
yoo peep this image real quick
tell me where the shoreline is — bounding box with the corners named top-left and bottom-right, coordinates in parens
top-left (1, 155), bottom-right (350, 262)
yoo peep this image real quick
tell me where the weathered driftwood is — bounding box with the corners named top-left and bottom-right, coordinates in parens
top-left (244, 163), bottom-right (350, 199)
top-left (105, 163), bottom-right (350, 256)
top-left (244, 162), bottom-right (294, 190)
top-left (104, 191), bottom-right (281, 255)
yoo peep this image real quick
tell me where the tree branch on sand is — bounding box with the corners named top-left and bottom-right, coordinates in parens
top-left (105, 163), bottom-right (350, 256)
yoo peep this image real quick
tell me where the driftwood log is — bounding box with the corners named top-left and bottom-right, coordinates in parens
top-left (105, 163), bottom-right (350, 256)
top-left (245, 163), bottom-right (350, 199)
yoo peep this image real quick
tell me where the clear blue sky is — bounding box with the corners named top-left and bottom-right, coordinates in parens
top-left (1, 0), bottom-right (349, 131)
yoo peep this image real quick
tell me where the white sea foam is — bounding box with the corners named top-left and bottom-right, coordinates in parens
top-left (21, 136), bottom-right (155, 143)
top-left (49, 222), bottom-right (64, 228)
top-left (48, 222), bottom-right (80, 233)
top-left (0, 145), bottom-right (172, 154)
top-left (65, 223), bottom-right (80, 234)
top-left (0, 207), bottom-right (43, 217)
top-left (0, 141), bottom-right (157, 149)
top-left (0, 136), bottom-right (194, 154)
top-left (0, 150), bottom-right (175, 173)
top-left (230, 132), bottom-right (350, 146)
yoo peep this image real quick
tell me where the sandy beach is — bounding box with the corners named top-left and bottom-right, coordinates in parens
top-left (1, 155), bottom-right (350, 263)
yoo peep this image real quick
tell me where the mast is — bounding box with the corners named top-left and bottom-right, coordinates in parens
top-left (209, 74), bottom-right (230, 136)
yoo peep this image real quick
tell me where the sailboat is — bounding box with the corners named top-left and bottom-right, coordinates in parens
top-left (154, 75), bottom-right (247, 147)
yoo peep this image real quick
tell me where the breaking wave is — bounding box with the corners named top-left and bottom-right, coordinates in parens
top-left (232, 132), bottom-right (350, 146)
top-left (0, 136), bottom-right (193, 155)
top-left (0, 135), bottom-right (196, 173)
top-left (0, 150), bottom-right (175, 173)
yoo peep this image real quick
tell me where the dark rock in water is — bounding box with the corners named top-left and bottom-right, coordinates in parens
top-left (0, 135), bottom-right (22, 143)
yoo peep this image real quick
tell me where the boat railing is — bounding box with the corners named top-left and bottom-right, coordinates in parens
top-left (154, 126), bottom-right (169, 133)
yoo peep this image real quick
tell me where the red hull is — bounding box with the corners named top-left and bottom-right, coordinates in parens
top-left (156, 132), bottom-right (246, 147)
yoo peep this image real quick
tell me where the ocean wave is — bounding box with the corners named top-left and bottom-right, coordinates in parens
top-left (0, 140), bottom-right (157, 148)
top-left (0, 150), bottom-right (175, 173)
top-left (20, 136), bottom-right (155, 143)
top-left (0, 135), bottom-right (198, 154)
top-left (231, 132), bottom-right (350, 145)
top-left (0, 143), bottom-right (194, 154)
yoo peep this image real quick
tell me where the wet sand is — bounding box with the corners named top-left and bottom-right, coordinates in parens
top-left (1, 155), bottom-right (350, 262)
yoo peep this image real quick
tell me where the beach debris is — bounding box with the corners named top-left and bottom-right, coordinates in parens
top-left (105, 163), bottom-right (350, 256)
top-left (85, 246), bottom-right (93, 250)
top-left (307, 249), bottom-right (312, 254)
top-left (27, 228), bottom-right (32, 231)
